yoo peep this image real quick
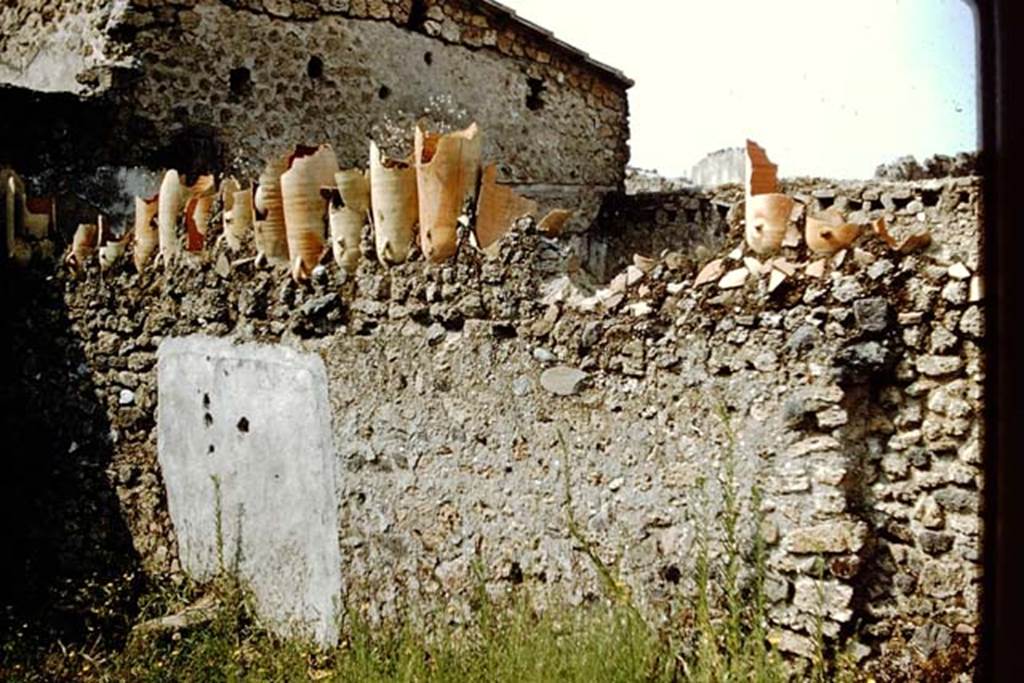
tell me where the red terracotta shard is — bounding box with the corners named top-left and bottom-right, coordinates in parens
top-left (694, 258), bottom-right (725, 287)
top-left (745, 139), bottom-right (779, 197)
top-left (872, 216), bottom-right (897, 248)
top-left (897, 230), bottom-right (931, 254)
top-left (537, 208), bottom-right (574, 237)
top-left (474, 163), bottom-right (537, 252)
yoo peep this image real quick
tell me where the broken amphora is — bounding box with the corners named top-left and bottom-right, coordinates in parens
top-left (745, 193), bottom-right (795, 254)
top-left (415, 122), bottom-right (482, 262)
top-left (474, 163), bottom-right (537, 254)
top-left (254, 155), bottom-right (291, 265)
top-left (281, 144), bottom-right (339, 280)
top-left (329, 169), bottom-right (370, 274)
top-left (369, 140), bottom-right (418, 266)
top-left (133, 194), bottom-right (160, 272)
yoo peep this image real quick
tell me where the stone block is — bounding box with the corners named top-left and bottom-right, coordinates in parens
top-left (793, 577), bottom-right (854, 622)
top-left (784, 520), bottom-right (867, 554)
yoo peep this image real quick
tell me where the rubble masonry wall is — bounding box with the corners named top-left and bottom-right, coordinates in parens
top-left (2, 175), bottom-right (983, 679)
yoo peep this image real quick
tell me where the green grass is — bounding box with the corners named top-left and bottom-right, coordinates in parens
top-left (3, 411), bottom-right (860, 682)
top-left (105, 582), bottom-right (669, 683)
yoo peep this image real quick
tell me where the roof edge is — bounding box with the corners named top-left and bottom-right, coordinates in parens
top-left (476, 0), bottom-right (634, 89)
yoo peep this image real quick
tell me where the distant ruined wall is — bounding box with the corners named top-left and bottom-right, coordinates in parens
top-left (591, 185), bottom-right (740, 280)
top-left (591, 176), bottom-right (981, 282)
top-left (0, 0), bottom-right (631, 232)
top-left (3, 175), bottom-right (983, 678)
top-left (690, 147), bottom-right (745, 188)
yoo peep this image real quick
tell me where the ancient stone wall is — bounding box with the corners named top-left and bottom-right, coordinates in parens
top-left (591, 176), bottom-right (981, 284)
top-left (2, 175), bottom-right (983, 678)
top-left (1, 0), bottom-right (631, 233)
top-left (0, 0), bottom-right (132, 93)
top-left (591, 185), bottom-right (739, 279)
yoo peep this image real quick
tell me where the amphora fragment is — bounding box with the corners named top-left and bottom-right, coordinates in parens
top-left (221, 177), bottom-right (255, 252)
top-left (65, 222), bottom-right (98, 271)
top-left (369, 141), bottom-right (418, 266)
top-left (474, 163), bottom-right (537, 254)
top-left (133, 194), bottom-right (160, 272)
top-left (328, 169), bottom-right (370, 274)
top-left (184, 176), bottom-right (216, 252)
top-left (254, 155), bottom-right (290, 265)
top-left (157, 170), bottom-right (184, 260)
top-left (415, 122), bottom-right (482, 262)
top-left (745, 193), bottom-right (795, 254)
top-left (281, 144), bottom-right (339, 280)
top-left (806, 209), bottom-right (861, 255)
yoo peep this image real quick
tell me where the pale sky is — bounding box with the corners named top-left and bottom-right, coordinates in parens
top-left (502, 0), bottom-right (979, 179)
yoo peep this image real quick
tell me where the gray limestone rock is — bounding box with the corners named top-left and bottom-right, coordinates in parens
top-left (910, 622), bottom-right (953, 660)
top-left (426, 322), bottom-right (447, 346)
top-left (786, 324), bottom-right (820, 353)
top-left (916, 355), bottom-right (964, 377)
top-left (834, 341), bottom-right (893, 382)
top-left (300, 293), bottom-right (340, 318)
top-left (918, 530), bottom-right (955, 556)
top-left (853, 298), bottom-right (890, 333)
top-left (540, 366), bottom-right (588, 396)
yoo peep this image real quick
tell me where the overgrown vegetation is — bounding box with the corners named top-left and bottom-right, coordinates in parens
top-left (2, 411), bottom-right (861, 682)
top-left (668, 406), bottom-right (789, 683)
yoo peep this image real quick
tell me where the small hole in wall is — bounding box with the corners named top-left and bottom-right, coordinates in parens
top-left (378, 85), bottom-right (392, 100)
top-left (202, 393), bottom-right (210, 409)
top-left (204, 413), bottom-right (213, 428)
top-left (208, 444), bottom-right (215, 455)
top-left (817, 196), bottom-right (836, 210)
top-left (661, 565), bottom-right (681, 584)
top-left (423, 51), bottom-right (433, 66)
top-left (891, 195), bottom-right (913, 211)
top-left (408, 0), bottom-right (428, 30)
top-left (492, 322), bottom-right (517, 339)
top-left (526, 77), bottom-right (546, 111)
top-left (508, 562), bottom-right (524, 584)
top-left (229, 67), bottom-right (252, 96)
top-left (237, 417), bottom-right (249, 433)
top-left (921, 189), bottom-right (940, 207)
top-left (307, 55), bottom-right (324, 79)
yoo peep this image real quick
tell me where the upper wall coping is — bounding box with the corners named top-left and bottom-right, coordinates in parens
top-left (475, 0), bottom-right (634, 88)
